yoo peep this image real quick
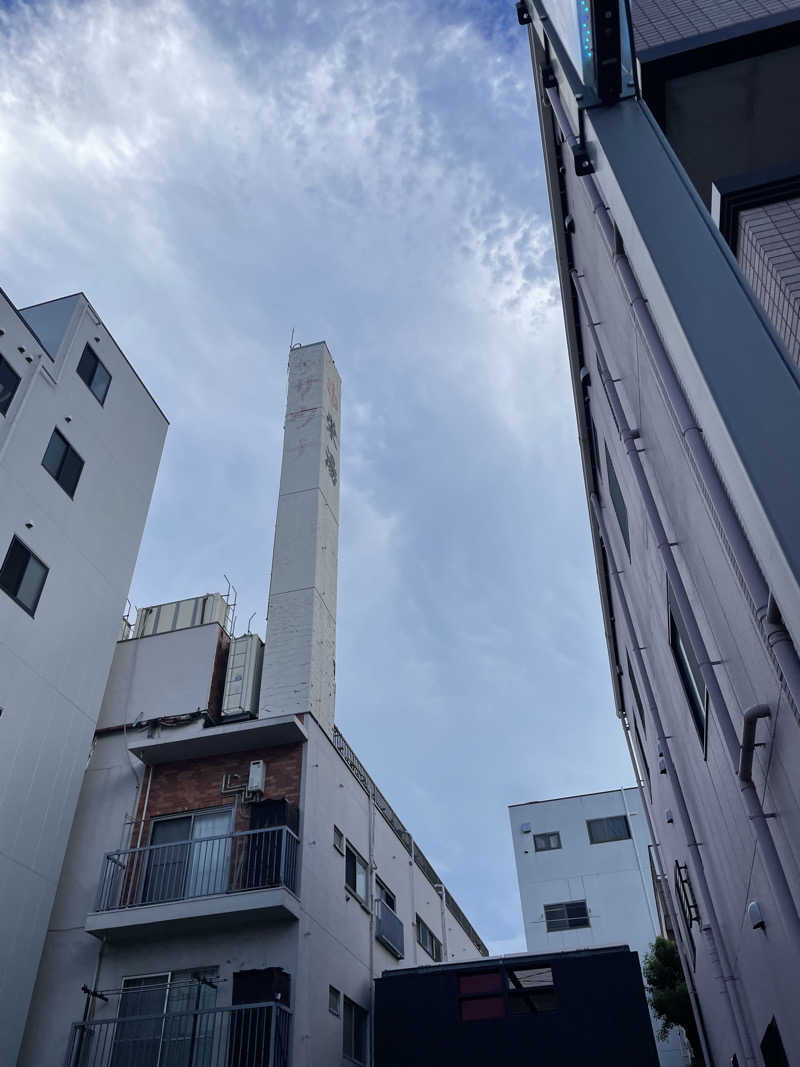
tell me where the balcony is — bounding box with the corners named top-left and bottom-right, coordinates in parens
top-left (86, 826), bottom-right (300, 941)
top-left (63, 1000), bottom-right (291, 1067)
top-left (375, 899), bottom-right (405, 959)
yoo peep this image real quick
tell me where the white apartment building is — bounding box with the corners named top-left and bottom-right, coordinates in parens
top-left (19, 341), bottom-right (486, 1067)
top-left (0, 289), bottom-right (167, 1066)
top-left (509, 788), bottom-right (688, 1066)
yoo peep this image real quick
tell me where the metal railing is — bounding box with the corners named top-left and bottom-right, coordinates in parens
top-left (375, 899), bottom-right (404, 959)
top-left (63, 1000), bottom-right (291, 1067)
top-left (94, 826), bottom-right (299, 912)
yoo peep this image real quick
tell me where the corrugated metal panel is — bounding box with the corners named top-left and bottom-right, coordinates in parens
top-left (221, 633), bottom-right (265, 717)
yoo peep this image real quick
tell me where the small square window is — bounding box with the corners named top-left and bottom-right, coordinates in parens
top-left (533, 831), bottom-right (561, 852)
top-left (333, 825), bottom-right (344, 853)
top-left (0, 536), bottom-right (48, 616)
top-left (76, 343), bottom-right (111, 405)
top-left (587, 816), bottom-right (630, 844)
top-left (328, 985), bottom-right (341, 1016)
top-left (345, 843), bottom-right (368, 902)
top-left (42, 428), bottom-right (84, 498)
top-left (0, 355), bottom-right (21, 416)
top-left (668, 583), bottom-right (708, 751)
top-left (605, 442), bottom-right (630, 558)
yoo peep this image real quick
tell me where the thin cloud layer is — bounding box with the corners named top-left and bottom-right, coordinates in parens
top-left (0, 0), bottom-right (631, 951)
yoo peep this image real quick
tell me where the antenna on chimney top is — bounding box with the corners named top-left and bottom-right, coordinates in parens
top-left (289, 327), bottom-right (301, 351)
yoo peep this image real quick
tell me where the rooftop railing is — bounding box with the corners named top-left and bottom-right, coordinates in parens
top-left (63, 1000), bottom-right (291, 1067)
top-left (94, 825), bottom-right (298, 912)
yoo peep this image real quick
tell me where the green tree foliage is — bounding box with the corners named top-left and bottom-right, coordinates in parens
top-left (643, 936), bottom-right (702, 1066)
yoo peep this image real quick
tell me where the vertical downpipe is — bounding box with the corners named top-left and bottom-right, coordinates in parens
top-left (368, 781), bottom-right (376, 1067)
top-left (409, 836), bottom-right (418, 965)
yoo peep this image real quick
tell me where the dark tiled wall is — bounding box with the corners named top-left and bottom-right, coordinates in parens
top-left (738, 198), bottom-right (800, 365)
top-left (631, 0), bottom-right (800, 51)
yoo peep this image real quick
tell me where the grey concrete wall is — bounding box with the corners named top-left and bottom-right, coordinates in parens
top-left (0, 290), bottom-right (166, 1066)
top-left (97, 623), bottom-right (223, 729)
top-left (545, 87), bottom-right (800, 1063)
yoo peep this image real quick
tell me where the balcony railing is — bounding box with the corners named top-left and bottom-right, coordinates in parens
top-left (63, 1000), bottom-right (291, 1067)
top-left (375, 899), bottom-right (404, 959)
top-left (94, 826), bottom-right (299, 912)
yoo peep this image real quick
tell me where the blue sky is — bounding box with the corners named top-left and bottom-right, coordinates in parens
top-left (0, 0), bottom-right (632, 952)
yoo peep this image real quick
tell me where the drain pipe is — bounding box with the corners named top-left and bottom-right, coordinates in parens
top-left (545, 77), bottom-right (800, 721)
top-left (618, 716), bottom-right (713, 1067)
top-left (591, 492), bottom-right (754, 1063)
top-left (739, 706), bottom-right (771, 784)
top-left (575, 271), bottom-right (800, 956)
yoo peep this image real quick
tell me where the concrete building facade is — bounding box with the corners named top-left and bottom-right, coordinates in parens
top-left (0, 289), bottom-right (166, 1066)
top-left (518, 0), bottom-right (800, 1062)
top-left (509, 789), bottom-right (688, 1065)
top-left (19, 342), bottom-right (487, 1067)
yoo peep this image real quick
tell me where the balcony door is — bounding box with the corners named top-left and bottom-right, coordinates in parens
top-left (143, 810), bottom-right (232, 904)
top-left (110, 971), bottom-right (217, 1067)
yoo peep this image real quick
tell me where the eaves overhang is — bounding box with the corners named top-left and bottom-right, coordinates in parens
top-left (129, 713), bottom-right (307, 764)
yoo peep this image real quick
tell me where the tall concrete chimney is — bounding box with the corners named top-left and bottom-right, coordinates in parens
top-left (259, 342), bottom-right (341, 733)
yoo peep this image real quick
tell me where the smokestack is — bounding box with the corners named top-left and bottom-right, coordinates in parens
top-left (259, 342), bottom-right (341, 733)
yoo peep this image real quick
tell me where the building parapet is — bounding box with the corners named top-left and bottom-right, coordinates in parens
top-left (331, 725), bottom-right (488, 957)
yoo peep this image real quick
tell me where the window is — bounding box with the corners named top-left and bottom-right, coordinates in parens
top-left (604, 442), bottom-right (630, 557)
top-left (343, 996), bottom-right (368, 1063)
top-left (76, 343), bottom-right (111, 404)
top-left (626, 652), bottom-right (646, 735)
top-left (113, 969), bottom-right (217, 1066)
top-left (416, 915), bottom-right (443, 961)
top-left (458, 970), bottom-right (504, 1021)
top-left (0, 355), bottom-right (21, 416)
top-left (143, 809), bottom-right (233, 903)
top-left (329, 985), bottom-right (341, 1016)
top-left (507, 966), bottom-right (557, 1015)
top-left (761, 1016), bottom-right (790, 1067)
top-left (533, 831), bottom-right (562, 852)
top-left (589, 416), bottom-right (602, 480)
top-left (632, 715), bottom-right (651, 801)
top-left (345, 843), bottom-right (368, 903)
top-left (668, 583), bottom-right (708, 749)
top-left (544, 900), bottom-right (590, 932)
top-left (587, 815), bottom-right (631, 844)
top-left (42, 428), bottom-right (84, 498)
top-left (0, 537), bottom-right (48, 616)
top-left (376, 879), bottom-right (396, 912)
top-left (333, 825), bottom-right (344, 853)
top-left (458, 966), bottom-right (557, 1021)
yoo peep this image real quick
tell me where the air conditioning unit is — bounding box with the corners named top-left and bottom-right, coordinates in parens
top-left (248, 761), bottom-right (266, 795)
top-left (221, 633), bottom-right (264, 718)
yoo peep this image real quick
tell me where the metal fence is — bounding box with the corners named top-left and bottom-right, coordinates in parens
top-left (63, 1000), bottom-right (291, 1067)
top-left (94, 826), bottom-right (298, 911)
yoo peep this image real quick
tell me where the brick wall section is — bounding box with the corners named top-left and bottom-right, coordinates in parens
top-left (133, 743), bottom-right (303, 842)
top-left (631, 0), bottom-right (800, 52)
top-left (738, 198), bottom-right (800, 365)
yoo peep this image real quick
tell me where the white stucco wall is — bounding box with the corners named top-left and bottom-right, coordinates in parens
top-left (0, 290), bottom-right (166, 1066)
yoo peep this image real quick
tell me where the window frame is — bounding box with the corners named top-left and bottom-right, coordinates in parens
top-left (674, 861), bottom-right (700, 969)
top-left (626, 651), bottom-right (646, 736)
top-left (416, 914), bottom-right (443, 961)
top-left (76, 343), bottom-right (111, 405)
top-left (586, 815), bottom-right (631, 844)
top-left (342, 995), bottom-right (368, 1064)
top-left (0, 354), bottom-right (21, 416)
top-left (375, 878), bottom-right (396, 912)
top-left (344, 842), bottom-right (369, 905)
top-left (0, 536), bottom-right (48, 616)
top-left (667, 582), bottom-right (709, 755)
top-left (544, 900), bottom-right (590, 932)
top-left (533, 831), bottom-right (562, 852)
top-left (42, 427), bottom-right (85, 498)
top-left (333, 825), bottom-right (345, 854)
top-left (328, 985), bottom-right (341, 1017)
top-left (604, 441), bottom-right (630, 558)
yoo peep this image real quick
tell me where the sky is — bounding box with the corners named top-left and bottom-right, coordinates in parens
top-left (0, 0), bottom-right (633, 953)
